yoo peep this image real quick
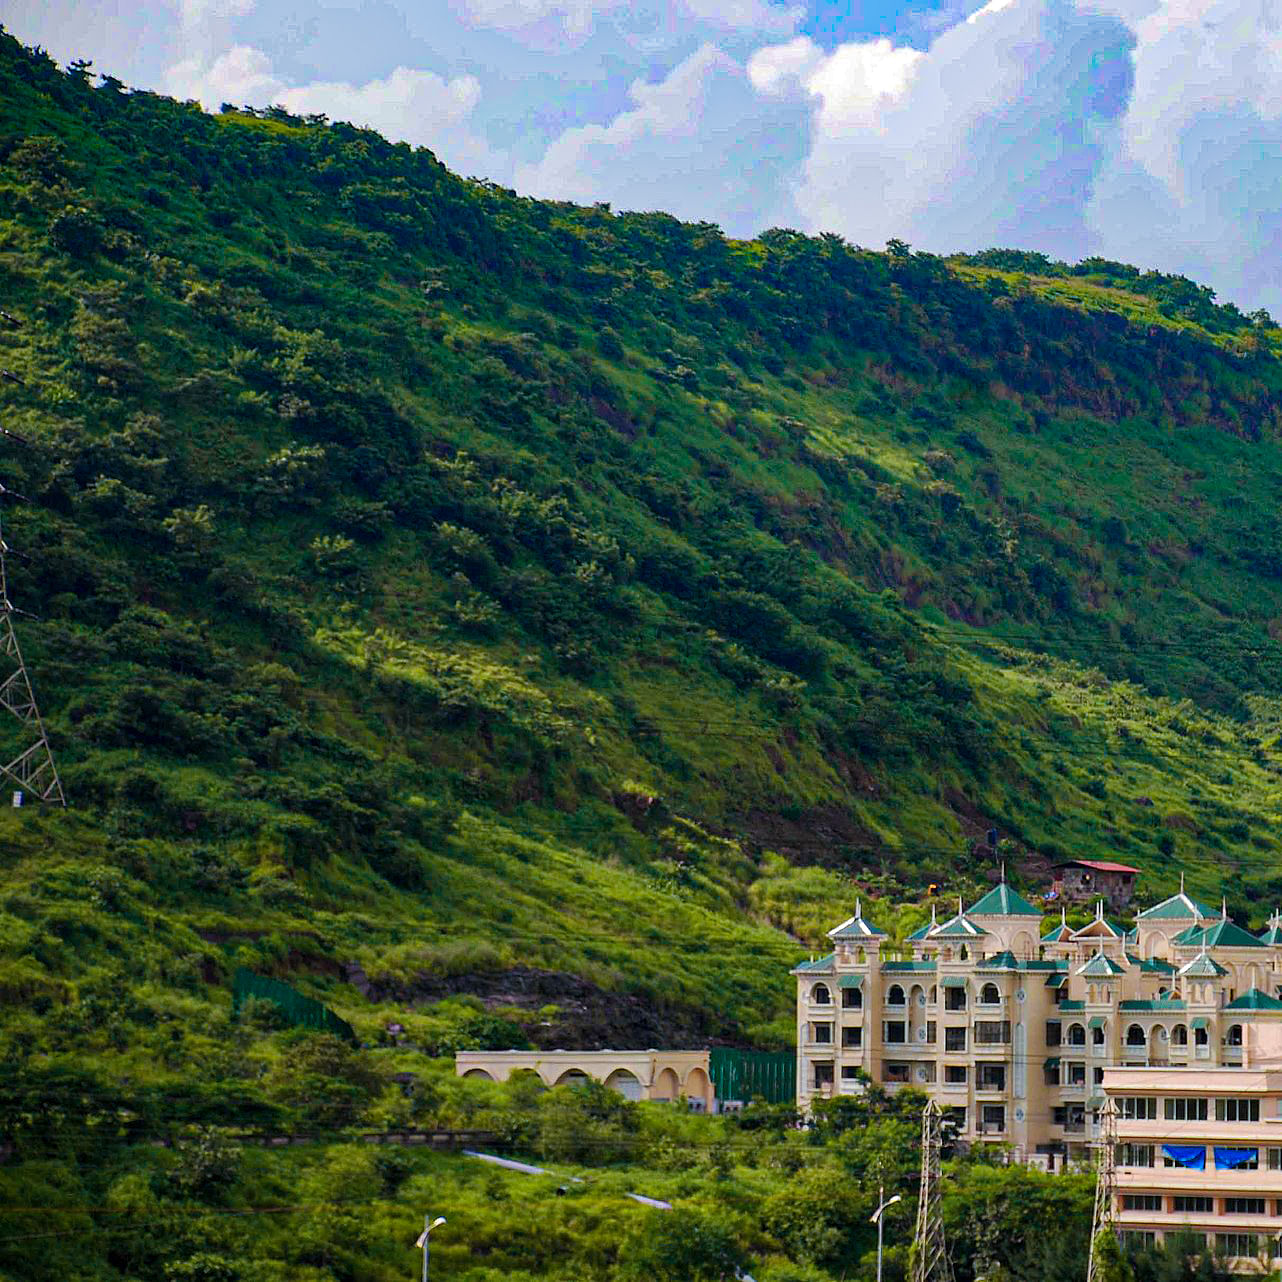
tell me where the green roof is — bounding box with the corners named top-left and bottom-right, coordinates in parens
top-left (1137, 890), bottom-right (1214, 921)
top-left (1041, 920), bottom-right (1074, 943)
top-left (1191, 1016), bottom-right (1209, 1030)
top-left (977, 950), bottom-right (1019, 970)
top-left (1078, 952), bottom-right (1126, 978)
top-left (931, 913), bottom-right (987, 938)
top-left (968, 882), bottom-right (1042, 917)
top-left (941, 975), bottom-right (968, 988)
top-left (1045, 973), bottom-right (1069, 988)
top-left (1191, 919), bottom-right (1268, 950)
top-left (1119, 999), bottom-right (1186, 1012)
top-left (1059, 1000), bottom-right (1084, 1012)
top-left (1224, 987), bottom-right (1282, 1012)
top-left (828, 903), bottom-right (887, 939)
top-left (1088, 1016), bottom-right (1107, 1030)
top-left (838, 975), bottom-right (863, 989)
top-left (794, 954), bottom-right (835, 973)
top-left (882, 960), bottom-right (936, 972)
top-left (1258, 921), bottom-right (1282, 946)
top-left (1044, 1056), bottom-right (1060, 1070)
top-left (1178, 953), bottom-right (1227, 978)
top-left (1136, 957), bottom-right (1176, 975)
top-left (906, 921), bottom-right (934, 941)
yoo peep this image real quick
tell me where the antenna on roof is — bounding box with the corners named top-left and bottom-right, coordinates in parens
top-left (1221, 896), bottom-right (1228, 920)
top-left (1096, 900), bottom-right (1103, 920)
top-left (1061, 906), bottom-right (1067, 926)
top-left (855, 897), bottom-right (862, 919)
top-left (999, 859), bottom-right (1006, 883)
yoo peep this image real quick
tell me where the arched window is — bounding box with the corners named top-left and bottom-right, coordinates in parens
top-left (1172, 1024), bottom-right (1188, 1047)
top-left (1226, 1024), bottom-right (1244, 1047)
top-left (959, 945), bottom-right (970, 961)
top-left (886, 984), bottom-right (906, 1006)
top-left (980, 983), bottom-right (1000, 1005)
top-left (1125, 1023), bottom-right (1146, 1046)
top-left (812, 983), bottom-right (831, 1005)
top-left (1068, 1023), bottom-right (1086, 1046)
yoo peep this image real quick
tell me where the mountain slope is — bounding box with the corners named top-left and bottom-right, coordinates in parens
top-left (2, 24), bottom-right (1282, 1091)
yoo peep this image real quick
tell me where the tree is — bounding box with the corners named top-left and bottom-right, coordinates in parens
top-left (617, 1208), bottom-right (746, 1282)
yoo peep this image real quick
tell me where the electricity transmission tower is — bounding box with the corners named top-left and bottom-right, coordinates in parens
top-left (911, 1098), bottom-right (953, 1282)
top-left (1086, 1098), bottom-right (1119, 1282)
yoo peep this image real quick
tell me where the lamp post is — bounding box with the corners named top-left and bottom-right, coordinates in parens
top-left (415, 1215), bottom-right (445, 1282)
top-left (870, 1187), bottom-right (902, 1282)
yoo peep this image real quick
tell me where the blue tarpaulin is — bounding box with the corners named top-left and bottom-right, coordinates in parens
top-left (1163, 1145), bottom-right (1206, 1169)
top-left (1214, 1147), bottom-right (1258, 1170)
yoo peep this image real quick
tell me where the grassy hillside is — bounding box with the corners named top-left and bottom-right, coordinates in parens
top-left (1, 28), bottom-right (1282, 1278)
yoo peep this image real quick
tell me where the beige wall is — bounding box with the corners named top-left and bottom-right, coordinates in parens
top-left (455, 1050), bottom-right (715, 1108)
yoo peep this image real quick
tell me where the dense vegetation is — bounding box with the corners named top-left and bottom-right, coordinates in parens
top-left (2, 27), bottom-right (1282, 1279)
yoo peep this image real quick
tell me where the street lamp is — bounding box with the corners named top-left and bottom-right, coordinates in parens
top-left (870, 1187), bottom-right (902, 1282)
top-left (415, 1215), bottom-right (446, 1282)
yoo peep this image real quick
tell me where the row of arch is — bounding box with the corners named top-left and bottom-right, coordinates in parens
top-left (460, 1063), bottom-right (712, 1103)
top-left (809, 981), bottom-right (1003, 1007)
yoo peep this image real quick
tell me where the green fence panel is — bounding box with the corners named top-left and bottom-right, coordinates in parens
top-left (232, 968), bottom-right (357, 1044)
top-left (708, 1047), bottom-right (796, 1105)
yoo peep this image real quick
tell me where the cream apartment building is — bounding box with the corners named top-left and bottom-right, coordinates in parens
top-left (1104, 1023), bottom-right (1282, 1271)
top-left (794, 880), bottom-right (1282, 1166)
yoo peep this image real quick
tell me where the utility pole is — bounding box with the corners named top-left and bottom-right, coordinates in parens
top-left (0, 336), bottom-right (62, 806)
top-left (911, 1099), bottom-right (953, 1282)
top-left (1086, 1098), bottom-right (1119, 1282)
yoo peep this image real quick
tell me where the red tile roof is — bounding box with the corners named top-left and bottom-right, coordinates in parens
top-left (1053, 859), bottom-right (1139, 875)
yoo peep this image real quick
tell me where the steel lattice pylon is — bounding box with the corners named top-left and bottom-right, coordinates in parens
top-left (1086, 1097), bottom-right (1119, 1282)
top-left (911, 1098), bottom-right (954, 1282)
top-left (0, 510), bottom-right (63, 806)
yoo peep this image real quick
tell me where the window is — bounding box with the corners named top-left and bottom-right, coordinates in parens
top-left (843, 987), bottom-right (862, 1009)
top-left (1123, 1195), bottom-right (1163, 1212)
top-left (1165, 1097), bottom-right (1209, 1121)
top-left (1172, 1024), bottom-right (1188, 1047)
top-left (975, 1020), bottom-right (1011, 1045)
top-left (812, 983), bottom-right (831, 1005)
top-left (981, 1104), bottom-right (1005, 1133)
top-left (884, 1021), bottom-right (906, 1044)
top-left (1045, 1020), bottom-right (1062, 1047)
top-left (945, 986), bottom-right (967, 1011)
top-left (1054, 1105), bottom-right (1085, 1133)
top-left (1119, 1232), bottom-right (1155, 1250)
top-left (1118, 1144), bottom-right (1155, 1168)
top-left (1224, 1199), bottom-right (1267, 1216)
top-left (1125, 1023), bottom-right (1147, 1046)
top-left (1268, 1148), bottom-right (1282, 1172)
top-left (813, 1062), bottom-right (834, 1088)
top-left (1068, 1063), bottom-right (1087, 1086)
top-left (1216, 1098), bottom-right (1261, 1123)
top-left (843, 1025), bottom-right (862, 1048)
top-left (980, 983), bottom-right (1001, 1005)
top-left (1172, 1196), bottom-right (1213, 1214)
top-left (1215, 1234), bottom-right (1259, 1259)
top-left (886, 984), bottom-right (906, 1006)
top-left (1225, 1024), bottom-right (1244, 1047)
top-left (1119, 1097), bottom-right (1157, 1121)
top-left (1195, 1026), bottom-right (1209, 1046)
top-left (883, 1062), bottom-right (910, 1084)
top-left (946, 1027), bottom-right (967, 1052)
top-left (812, 1022), bottom-right (832, 1044)
top-left (977, 1064), bottom-right (1006, 1091)
top-left (945, 1065), bottom-right (968, 1084)
top-left (1092, 1023), bottom-right (1106, 1046)
top-left (924, 1020), bottom-right (937, 1045)
top-left (1093, 1067), bottom-right (1105, 1085)
top-left (1067, 1023), bottom-right (1086, 1046)
top-left (841, 1065), bottom-right (861, 1080)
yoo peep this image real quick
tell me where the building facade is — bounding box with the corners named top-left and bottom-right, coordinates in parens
top-left (794, 882), bottom-right (1282, 1167)
top-left (1103, 1025), bottom-right (1282, 1271)
top-left (1051, 859), bottom-right (1139, 909)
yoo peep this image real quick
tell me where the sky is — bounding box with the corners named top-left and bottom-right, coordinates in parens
top-left (6, 0), bottom-right (1282, 316)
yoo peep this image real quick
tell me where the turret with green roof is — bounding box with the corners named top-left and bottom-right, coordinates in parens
top-left (967, 875), bottom-right (1041, 918)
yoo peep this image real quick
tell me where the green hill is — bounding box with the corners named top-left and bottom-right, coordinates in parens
top-left (0, 28), bottom-right (1281, 1276)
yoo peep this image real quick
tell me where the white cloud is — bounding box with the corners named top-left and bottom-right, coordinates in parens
top-left (457, 0), bottom-right (801, 39)
top-left (164, 47), bottom-right (498, 176)
top-left (517, 42), bottom-right (810, 233)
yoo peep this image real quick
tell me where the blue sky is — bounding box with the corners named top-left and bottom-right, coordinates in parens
top-left (7, 0), bottom-right (1282, 316)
